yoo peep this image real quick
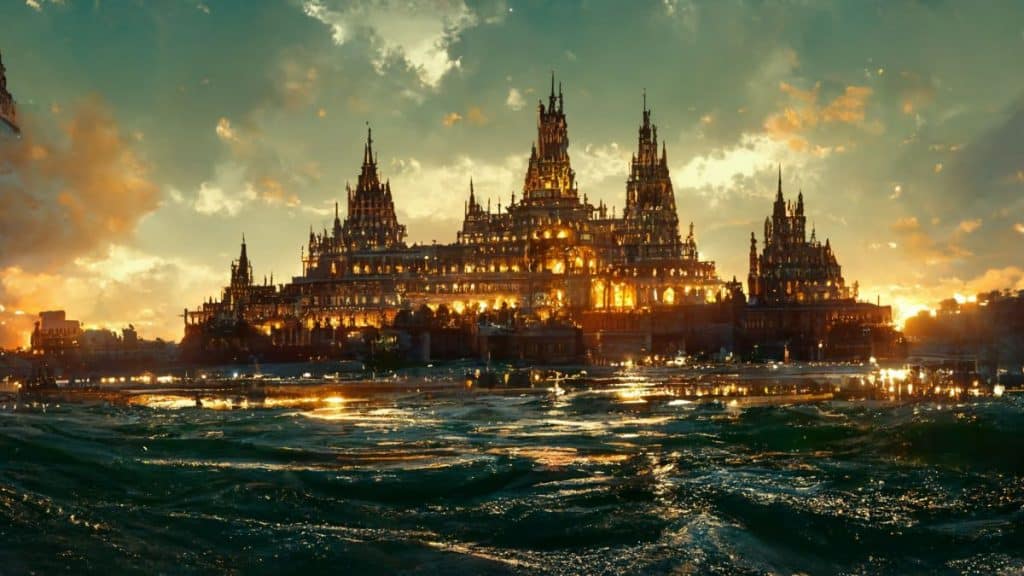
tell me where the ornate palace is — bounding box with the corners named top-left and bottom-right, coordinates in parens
top-left (185, 77), bottom-right (728, 357)
top-left (183, 76), bottom-right (898, 363)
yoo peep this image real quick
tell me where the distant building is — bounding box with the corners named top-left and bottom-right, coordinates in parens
top-left (0, 50), bottom-right (19, 135)
top-left (29, 310), bottom-right (174, 377)
top-left (31, 311), bottom-right (83, 354)
top-left (744, 172), bottom-right (896, 361)
top-left (905, 290), bottom-right (1024, 379)
top-left (748, 168), bottom-right (850, 305)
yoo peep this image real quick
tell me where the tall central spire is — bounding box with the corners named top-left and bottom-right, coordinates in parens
top-left (341, 123), bottom-right (407, 251)
top-left (522, 73), bottom-right (576, 204)
top-left (622, 94), bottom-right (683, 260)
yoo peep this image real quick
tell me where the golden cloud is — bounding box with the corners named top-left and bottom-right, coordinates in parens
top-left (215, 117), bottom-right (238, 142)
top-left (764, 81), bottom-right (874, 151)
top-left (442, 111), bottom-right (463, 127)
top-left (821, 85), bottom-right (872, 124)
top-left (0, 99), bottom-right (160, 270)
top-left (889, 215), bottom-right (971, 265)
top-left (0, 246), bottom-right (221, 349)
top-left (957, 219), bottom-right (982, 234)
top-left (466, 106), bottom-right (489, 126)
top-left (254, 176), bottom-right (300, 207)
top-left (0, 100), bottom-right (163, 347)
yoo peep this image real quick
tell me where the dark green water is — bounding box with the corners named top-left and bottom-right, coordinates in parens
top-left (1, 383), bottom-right (1022, 575)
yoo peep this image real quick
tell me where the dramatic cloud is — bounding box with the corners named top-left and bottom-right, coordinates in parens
top-left (301, 0), bottom-right (485, 88)
top-left (0, 100), bottom-right (160, 270)
top-left (764, 81), bottom-right (874, 151)
top-left (571, 141), bottom-right (631, 204)
top-left (505, 88), bottom-right (525, 111)
top-left (181, 162), bottom-right (300, 217)
top-left (674, 133), bottom-right (815, 203)
top-left (441, 111), bottom-right (462, 127)
top-left (0, 246), bottom-right (219, 348)
top-left (889, 216), bottom-right (971, 266)
top-left (441, 107), bottom-right (489, 127)
top-left (388, 154), bottom-right (526, 237)
top-left (466, 106), bottom-right (488, 126)
top-left (957, 219), bottom-right (982, 234)
top-left (215, 117), bottom-right (238, 142)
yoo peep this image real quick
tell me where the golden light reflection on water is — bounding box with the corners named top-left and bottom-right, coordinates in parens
top-left (299, 406), bottom-right (440, 427)
top-left (485, 447), bottom-right (630, 468)
top-left (129, 393), bottom-right (362, 411)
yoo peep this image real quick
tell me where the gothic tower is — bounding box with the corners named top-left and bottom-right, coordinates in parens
top-left (621, 94), bottom-right (686, 261)
top-left (230, 235), bottom-right (253, 288)
top-left (522, 73), bottom-right (577, 205)
top-left (749, 168), bottom-right (848, 305)
top-left (0, 50), bottom-right (19, 134)
top-left (341, 126), bottom-right (407, 251)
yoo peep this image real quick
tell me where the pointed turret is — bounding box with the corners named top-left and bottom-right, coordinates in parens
top-left (332, 200), bottom-right (342, 238)
top-left (231, 234), bottom-right (253, 287)
top-left (363, 125), bottom-right (374, 166)
top-left (773, 165), bottom-right (787, 219)
top-left (548, 71), bottom-right (557, 111)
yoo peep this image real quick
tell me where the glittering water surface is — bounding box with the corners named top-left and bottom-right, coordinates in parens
top-left (1, 377), bottom-right (1023, 575)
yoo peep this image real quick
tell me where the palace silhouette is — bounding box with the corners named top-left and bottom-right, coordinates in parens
top-left (182, 76), bottom-right (895, 363)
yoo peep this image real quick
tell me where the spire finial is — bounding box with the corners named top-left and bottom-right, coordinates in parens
top-left (364, 121), bottom-right (374, 164)
top-left (776, 164), bottom-right (784, 200)
top-left (643, 88), bottom-right (647, 113)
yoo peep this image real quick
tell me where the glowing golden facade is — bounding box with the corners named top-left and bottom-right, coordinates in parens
top-left (747, 169), bottom-right (852, 305)
top-left (185, 77), bottom-right (723, 344)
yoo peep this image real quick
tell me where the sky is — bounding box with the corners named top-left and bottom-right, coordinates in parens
top-left (0, 0), bottom-right (1023, 346)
